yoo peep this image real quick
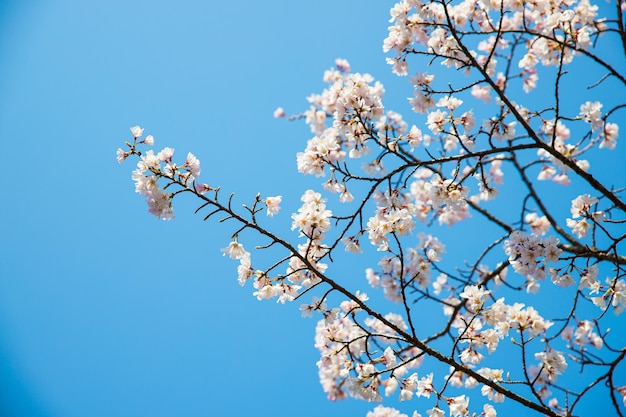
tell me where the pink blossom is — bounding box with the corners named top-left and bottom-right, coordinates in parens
top-left (265, 195), bottom-right (282, 217)
top-left (221, 241), bottom-right (249, 260)
top-left (334, 58), bottom-right (351, 73)
top-left (273, 107), bottom-right (286, 118)
top-left (141, 134), bottom-right (154, 146)
top-left (130, 125), bottom-right (144, 138)
top-left (116, 148), bottom-right (129, 164)
top-left (195, 183), bottom-right (213, 195)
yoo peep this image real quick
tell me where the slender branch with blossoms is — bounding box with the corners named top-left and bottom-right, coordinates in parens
top-left (118, 0), bottom-right (626, 416)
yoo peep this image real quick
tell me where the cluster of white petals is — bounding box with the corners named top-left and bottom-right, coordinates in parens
top-left (291, 190), bottom-right (332, 242)
top-left (131, 152), bottom-right (175, 220)
top-left (504, 231), bottom-right (562, 292)
top-left (366, 405), bottom-right (411, 417)
top-left (366, 234), bottom-right (445, 302)
top-left (408, 172), bottom-right (472, 226)
top-left (264, 195), bottom-right (282, 217)
top-left (534, 348), bottom-right (568, 382)
top-left (384, 0), bottom-right (601, 79)
top-left (367, 207), bottom-right (416, 251)
top-left (314, 306), bottom-right (427, 403)
top-left (483, 298), bottom-right (554, 338)
top-left (561, 320), bottom-right (603, 349)
top-left (436, 295), bottom-right (556, 373)
top-left (566, 194), bottom-right (602, 238)
top-left (118, 125), bottom-right (206, 220)
top-left (299, 62), bottom-right (386, 175)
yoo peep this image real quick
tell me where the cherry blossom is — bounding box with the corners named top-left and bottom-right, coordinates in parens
top-left (221, 241), bottom-right (249, 260)
top-left (130, 125), bottom-right (144, 138)
top-left (265, 195), bottom-right (282, 217)
top-left (273, 107), bottom-right (286, 118)
top-left (535, 349), bottom-right (568, 382)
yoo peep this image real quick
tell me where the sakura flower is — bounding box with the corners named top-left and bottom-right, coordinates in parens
top-left (389, 58), bottom-right (409, 76)
top-left (183, 152), bottom-right (201, 179)
top-left (580, 265), bottom-right (600, 291)
top-left (237, 256), bottom-right (254, 286)
top-left (447, 395), bottom-right (469, 417)
top-left (265, 195), bottom-right (282, 217)
top-left (334, 58), bottom-right (351, 73)
top-left (455, 110), bottom-right (475, 133)
top-left (566, 218), bottom-right (591, 238)
top-left (460, 285), bottom-right (490, 312)
top-left (611, 279), bottom-right (626, 315)
top-left (552, 172), bottom-right (571, 186)
top-left (367, 405), bottom-right (408, 417)
top-left (471, 85), bottom-right (491, 102)
top-left (525, 213), bottom-right (550, 235)
top-left (221, 241), bottom-right (249, 260)
top-left (366, 268), bottom-right (380, 287)
top-left (273, 107), bottom-right (286, 118)
top-left (534, 348), bottom-right (567, 382)
top-left (195, 183), bottom-right (213, 195)
top-left (406, 125), bottom-right (422, 149)
top-left (483, 404), bottom-right (497, 417)
top-left (410, 72), bottom-right (435, 87)
top-left (141, 134), bottom-right (154, 146)
top-left (504, 231), bottom-right (562, 284)
top-left (551, 272), bottom-right (575, 287)
top-left (426, 109), bottom-right (448, 133)
top-left (276, 282), bottom-right (301, 303)
top-left (399, 388), bottom-right (413, 401)
top-left (116, 148), bottom-right (129, 164)
top-left (342, 236), bottom-right (362, 254)
top-left (432, 273), bottom-right (447, 295)
top-left (339, 187), bottom-right (354, 203)
top-left (600, 122), bottom-right (618, 150)
top-left (579, 101), bottom-right (603, 131)
top-left (570, 194), bottom-right (598, 218)
top-left (300, 296), bottom-right (327, 318)
top-left (542, 237), bottom-right (561, 263)
top-left (522, 69), bottom-right (538, 93)
top-left (136, 149), bottom-right (160, 172)
top-left (409, 91), bottom-right (435, 113)
top-left (460, 346), bottom-right (484, 364)
top-left (157, 147), bottom-right (175, 163)
top-left (291, 190), bottom-right (332, 242)
top-left (146, 188), bottom-right (174, 220)
top-left (518, 52), bottom-right (538, 69)
top-left (382, 347), bottom-right (397, 367)
top-left (436, 96), bottom-right (463, 111)
top-left (416, 373), bottom-right (435, 398)
top-left (130, 125), bottom-right (144, 138)
top-left (426, 407), bottom-right (445, 417)
top-left (253, 284), bottom-right (278, 301)
top-left (478, 368), bottom-right (504, 402)
top-left (537, 165), bottom-right (556, 181)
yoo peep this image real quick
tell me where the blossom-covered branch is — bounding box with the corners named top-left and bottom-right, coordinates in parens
top-left (118, 0), bottom-right (626, 416)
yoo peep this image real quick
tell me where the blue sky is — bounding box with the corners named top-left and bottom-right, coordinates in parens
top-left (0, 1), bottom-right (624, 417)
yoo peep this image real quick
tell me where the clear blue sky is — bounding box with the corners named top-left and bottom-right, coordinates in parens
top-left (0, 1), bottom-right (624, 417)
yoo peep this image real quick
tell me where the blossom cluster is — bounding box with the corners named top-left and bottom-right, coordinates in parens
top-left (117, 126), bottom-right (201, 220)
top-left (297, 62), bottom-right (385, 180)
top-left (384, 0), bottom-right (620, 194)
top-left (536, 119), bottom-right (588, 186)
top-left (384, 0), bottom-right (601, 80)
top-left (314, 303), bottom-right (428, 404)
top-left (503, 231), bottom-right (562, 293)
top-left (365, 233), bottom-right (445, 302)
top-left (566, 194), bottom-right (602, 238)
